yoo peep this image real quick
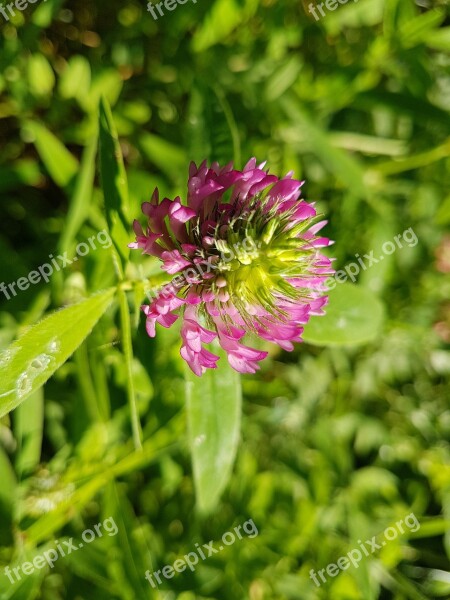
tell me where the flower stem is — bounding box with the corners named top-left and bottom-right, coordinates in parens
top-left (118, 286), bottom-right (143, 450)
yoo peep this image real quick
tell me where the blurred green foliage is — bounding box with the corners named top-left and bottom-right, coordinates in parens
top-left (0, 0), bottom-right (450, 598)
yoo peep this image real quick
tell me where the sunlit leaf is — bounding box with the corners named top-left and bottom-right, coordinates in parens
top-left (58, 132), bottom-right (98, 255)
top-left (281, 95), bottom-right (367, 197)
top-left (24, 122), bottom-right (78, 188)
top-left (187, 84), bottom-right (241, 166)
top-left (185, 349), bottom-right (242, 514)
top-left (99, 97), bottom-right (130, 272)
top-left (14, 388), bottom-right (44, 478)
top-left (303, 283), bottom-right (385, 346)
top-left (27, 54), bottom-right (55, 97)
top-left (192, 0), bottom-right (259, 53)
top-left (139, 132), bottom-right (187, 178)
top-left (0, 289), bottom-right (116, 418)
top-left (59, 55), bottom-right (91, 103)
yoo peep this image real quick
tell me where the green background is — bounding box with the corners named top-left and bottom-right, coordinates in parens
top-left (0, 0), bottom-right (449, 598)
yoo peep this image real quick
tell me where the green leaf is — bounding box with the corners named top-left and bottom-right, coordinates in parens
top-left (281, 95), bottom-right (367, 197)
top-left (31, 0), bottom-right (66, 27)
top-left (99, 97), bottom-right (130, 274)
top-left (399, 8), bottom-right (445, 48)
top-left (59, 55), bottom-right (91, 103)
top-left (0, 160), bottom-right (42, 194)
top-left (383, 0), bottom-right (417, 41)
top-left (0, 446), bottom-right (16, 544)
top-left (370, 137), bottom-right (450, 176)
top-left (83, 70), bottom-right (123, 114)
top-left (214, 88), bottom-right (241, 166)
top-left (192, 0), bottom-right (259, 53)
top-left (265, 56), bottom-right (302, 102)
top-left (436, 193), bottom-right (450, 226)
top-left (187, 84), bottom-right (241, 166)
top-left (24, 122), bottom-right (78, 188)
top-left (14, 388), bottom-right (44, 478)
top-left (0, 543), bottom-right (55, 598)
top-left (425, 26), bottom-right (450, 51)
top-left (139, 132), bottom-right (187, 178)
top-left (302, 283), bottom-right (385, 346)
top-left (101, 482), bottom-right (151, 598)
top-left (0, 289), bottom-right (116, 419)
top-left (58, 132), bottom-right (98, 255)
top-left (27, 54), bottom-right (55, 97)
top-left (358, 220), bottom-right (397, 295)
top-left (355, 90), bottom-right (450, 129)
top-left (323, 0), bottom-right (384, 33)
top-left (185, 349), bottom-right (242, 514)
top-left (24, 416), bottom-right (184, 546)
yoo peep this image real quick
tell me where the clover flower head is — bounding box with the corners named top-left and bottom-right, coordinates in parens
top-left (130, 158), bottom-right (334, 375)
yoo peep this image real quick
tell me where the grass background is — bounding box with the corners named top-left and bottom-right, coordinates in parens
top-left (0, 0), bottom-right (449, 598)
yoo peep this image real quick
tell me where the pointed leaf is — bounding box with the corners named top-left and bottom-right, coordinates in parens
top-left (186, 349), bottom-right (242, 514)
top-left (0, 289), bottom-right (116, 418)
top-left (281, 96), bottom-right (367, 197)
top-left (24, 121), bottom-right (78, 188)
top-left (99, 97), bottom-right (130, 272)
top-left (139, 132), bottom-right (186, 178)
top-left (187, 85), bottom-right (241, 166)
top-left (59, 132), bottom-right (98, 255)
top-left (192, 0), bottom-right (259, 52)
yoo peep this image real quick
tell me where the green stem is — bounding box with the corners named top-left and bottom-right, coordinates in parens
top-left (74, 345), bottom-right (104, 422)
top-left (118, 287), bottom-right (142, 450)
top-left (372, 137), bottom-right (450, 175)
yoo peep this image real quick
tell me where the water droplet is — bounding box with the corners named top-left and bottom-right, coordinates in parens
top-left (336, 317), bottom-right (347, 329)
top-left (16, 354), bottom-right (52, 398)
top-left (0, 348), bottom-right (16, 370)
top-left (36, 474), bottom-right (59, 490)
top-left (47, 339), bottom-right (60, 354)
top-left (30, 354), bottom-right (51, 372)
top-left (35, 498), bottom-right (57, 513)
top-left (194, 434), bottom-right (206, 447)
top-left (0, 350), bottom-right (12, 363)
top-left (16, 373), bottom-right (32, 398)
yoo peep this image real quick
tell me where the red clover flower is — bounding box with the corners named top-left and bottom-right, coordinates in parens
top-left (130, 159), bottom-right (334, 375)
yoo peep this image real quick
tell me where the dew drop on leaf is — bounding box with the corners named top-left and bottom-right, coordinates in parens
top-left (194, 434), bottom-right (207, 447)
top-left (16, 373), bottom-right (32, 399)
top-left (47, 339), bottom-right (61, 354)
top-left (30, 354), bottom-right (52, 372)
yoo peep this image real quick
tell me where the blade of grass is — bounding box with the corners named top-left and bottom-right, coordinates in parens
top-left (58, 132), bottom-right (99, 256)
top-left (214, 86), bottom-right (241, 167)
top-left (99, 97), bottom-right (131, 278)
top-left (14, 388), bottom-right (44, 479)
top-left (23, 414), bottom-right (183, 546)
top-left (280, 94), bottom-right (367, 198)
top-left (118, 287), bottom-right (142, 450)
top-left (369, 137), bottom-right (450, 176)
